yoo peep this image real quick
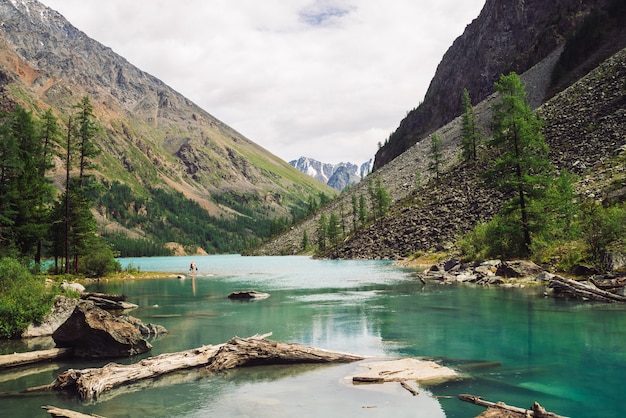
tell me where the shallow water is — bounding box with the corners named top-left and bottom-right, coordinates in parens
top-left (1, 255), bottom-right (625, 417)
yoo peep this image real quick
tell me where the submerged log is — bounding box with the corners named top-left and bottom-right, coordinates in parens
top-left (42, 405), bottom-right (104, 418)
top-left (459, 394), bottom-right (564, 418)
top-left (549, 276), bottom-right (626, 303)
top-left (0, 348), bottom-right (72, 370)
top-left (227, 291), bottom-right (270, 300)
top-left (34, 333), bottom-right (363, 401)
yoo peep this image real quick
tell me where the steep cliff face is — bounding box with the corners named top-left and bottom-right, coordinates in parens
top-left (374, 0), bottom-right (616, 170)
top-left (0, 0), bottom-right (334, 247)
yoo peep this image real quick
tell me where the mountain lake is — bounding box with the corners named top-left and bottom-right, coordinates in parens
top-left (1, 254), bottom-right (625, 417)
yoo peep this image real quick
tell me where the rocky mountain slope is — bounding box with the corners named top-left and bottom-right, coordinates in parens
top-left (0, 0), bottom-right (335, 251)
top-left (374, 0), bottom-right (625, 170)
top-left (251, 43), bottom-right (626, 259)
top-left (289, 157), bottom-right (372, 190)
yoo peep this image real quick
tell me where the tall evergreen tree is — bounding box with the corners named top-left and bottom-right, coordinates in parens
top-left (12, 107), bottom-right (54, 264)
top-left (485, 72), bottom-right (552, 254)
top-left (461, 88), bottom-right (480, 162)
top-left (317, 213), bottom-right (327, 252)
top-left (0, 111), bottom-right (22, 256)
top-left (428, 133), bottom-right (443, 180)
top-left (358, 194), bottom-right (367, 226)
top-left (328, 212), bottom-right (340, 247)
top-left (73, 97), bottom-right (100, 187)
top-left (351, 194), bottom-right (358, 233)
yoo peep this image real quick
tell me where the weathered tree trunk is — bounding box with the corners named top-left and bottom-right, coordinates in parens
top-left (459, 394), bottom-right (564, 417)
top-left (0, 348), bottom-right (72, 370)
top-left (34, 334), bottom-right (364, 401)
top-left (42, 405), bottom-right (104, 418)
top-left (549, 276), bottom-right (626, 302)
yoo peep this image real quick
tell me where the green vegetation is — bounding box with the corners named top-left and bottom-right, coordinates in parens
top-left (484, 73), bottom-right (552, 255)
top-left (428, 133), bottom-right (443, 180)
top-left (0, 258), bottom-right (55, 338)
top-left (461, 88), bottom-right (480, 162)
top-left (460, 73), bottom-right (626, 270)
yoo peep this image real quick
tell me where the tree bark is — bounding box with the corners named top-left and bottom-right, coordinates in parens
top-left (42, 405), bottom-right (104, 418)
top-left (33, 334), bottom-right (364, 401)
top-left (0, 348), bottom-right (72, 370)
top-left (459, 394), bottom-right (564, 417)
top-left (549, 276), bottom-right (626, 302)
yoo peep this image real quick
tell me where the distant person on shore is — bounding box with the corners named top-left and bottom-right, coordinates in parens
top-left (190, 261), bottom-right (197, 272)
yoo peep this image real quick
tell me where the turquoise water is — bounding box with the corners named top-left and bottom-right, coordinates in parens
top-left (1, 255), bottom-right (626, 417)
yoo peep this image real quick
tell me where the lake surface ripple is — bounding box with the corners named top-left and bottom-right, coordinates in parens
top-left (1, 255), bottom-right (625, 417)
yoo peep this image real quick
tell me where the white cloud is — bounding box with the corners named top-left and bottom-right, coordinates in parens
top-left (40, 0), bottom-right (485, 164)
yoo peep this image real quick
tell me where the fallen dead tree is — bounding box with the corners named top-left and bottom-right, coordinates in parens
top-left (42, 405), bottom-right (104, 418)
top-left (28, 333), bottom-right (364, 401)
top-left (459, 394), bottom-right (564, 417)
top-left (548, 276), bottom-right (626, 302)
top-left (0, 348), bottom-right (72, 370)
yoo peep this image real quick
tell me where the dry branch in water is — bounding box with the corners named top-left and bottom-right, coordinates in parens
top-left (42, 405), bottom-right (104, 418)
top-left (459, 394), bottom-right (564, 418)
top-left (0, 348), bottom-right (72, 370)
top-left (33, 333), bottom-right (364, 401)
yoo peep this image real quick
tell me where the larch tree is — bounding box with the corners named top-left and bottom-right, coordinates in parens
top-left (428, 133), bottom-right (443, 180)
top-left (485, 72), bottom-right (552, 255)
top-left (461, 88), bottom-right (480, 162)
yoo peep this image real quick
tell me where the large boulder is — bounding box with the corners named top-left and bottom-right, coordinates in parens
top-left (21, 295), bottom-right (80, 338)
top-left (53, 301), bottom-right (152, 358)
top-left (496, 260), bottom-right (544, 278)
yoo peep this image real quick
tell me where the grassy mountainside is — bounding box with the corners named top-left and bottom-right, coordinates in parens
top-left (0, 0), bottom-right (335, 255)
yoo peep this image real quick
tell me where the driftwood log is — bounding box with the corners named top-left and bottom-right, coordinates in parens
top-left (459, 394), bottom-right (564, 418)
top-left (31, 333), bottom-right (364, 401)
top-left (549, 276), bottom-right (626, 302)
top-left (0, 348), bottom-right (72, 370)
top-left (42, 405), bottom-right (104, 418)
top-left (80, 293), bottom-right (127, 302)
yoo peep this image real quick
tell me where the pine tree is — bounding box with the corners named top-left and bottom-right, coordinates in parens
top-left (73, 96), bottom-right (100, 187)
top-left (485, 72), bottom-right (552, 254)
top-left (358, 194), bottom-right (367, 226)
top-left (461, 88), bottom-right (480, 162)
top-left (328, 212), bottom-right (340, 247)
top-left (317, 213), bottom-right (327, 252)
top-left (428, 133), bottom-right (443, 180)
top-left (351, 194), bottom-right (358, 232)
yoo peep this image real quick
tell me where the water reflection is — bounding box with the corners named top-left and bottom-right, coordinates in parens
top-left (1, 256), bottom-right (626, 417)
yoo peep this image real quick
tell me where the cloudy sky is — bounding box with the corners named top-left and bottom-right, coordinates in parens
top-left (40, 0), bottom-right (485, 165)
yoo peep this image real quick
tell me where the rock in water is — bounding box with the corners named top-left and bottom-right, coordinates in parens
top-left (52, 301), bottom-right (152, 358)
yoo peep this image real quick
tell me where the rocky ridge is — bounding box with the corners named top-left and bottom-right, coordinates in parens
top-left (289, 157), bottom-right (373, 190)
top-left (374, 0), bottom-right (620, 170)
top-left (251, 46), bottom-right (626, 259)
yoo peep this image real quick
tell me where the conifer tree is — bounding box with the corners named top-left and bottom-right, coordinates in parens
top-left (358, 194), bottom-right (367, 226)
top-left (317, 213), bottom-right (327, 252)
top-left (328, 212), bottom-right (340, 246)
top-left (428, 133), bottom-right (443, 180)
top-left (485, 72), bottom-right (552, 254)
top-left (461, 88), bottom-right (480, 162)
top-left (351, 194), bottom-right (358, 232)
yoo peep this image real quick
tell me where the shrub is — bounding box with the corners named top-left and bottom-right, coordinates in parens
top-left (81, 242), bottom-right (122, 277)
top-left (0, 257), bottom-right (54, 338)
top-left (459, 213), bottom-right (527, 261)
top-left (581, 202), bottom-right (626, 268)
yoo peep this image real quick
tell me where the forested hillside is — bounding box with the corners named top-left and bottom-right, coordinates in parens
top-left (0, 0), bottom-right (335, 262)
